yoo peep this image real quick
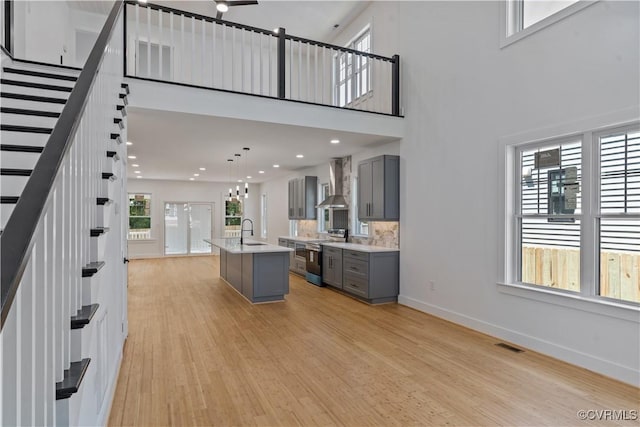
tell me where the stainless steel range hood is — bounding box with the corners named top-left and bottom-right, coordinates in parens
top-left (316, 158), bottom-right (349, 208)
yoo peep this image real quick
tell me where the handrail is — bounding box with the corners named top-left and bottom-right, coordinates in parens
top-left (124, 0), bottom-right (394, 62)
top-left (0, 0), bottom-right (124, 329)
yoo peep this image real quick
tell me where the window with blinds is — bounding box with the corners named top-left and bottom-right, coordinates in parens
top-left (518, 140), bottom-right (582, 291)
top-left (598, 128), bottom-right (640, 303)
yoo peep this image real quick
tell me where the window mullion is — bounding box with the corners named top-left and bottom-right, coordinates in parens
top-left (581, 132), bottom-right (596, 297)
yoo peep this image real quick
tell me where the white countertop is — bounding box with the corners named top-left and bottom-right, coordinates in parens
top-left (321, 242), bottom-right (400, 253)
top-left (278, 236), bottom-right (328, 243)
top-left (205, 239), bottom-right (293, 254)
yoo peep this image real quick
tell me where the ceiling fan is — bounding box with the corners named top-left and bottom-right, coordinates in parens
top-left (214, 0), bottom-right (259, 20)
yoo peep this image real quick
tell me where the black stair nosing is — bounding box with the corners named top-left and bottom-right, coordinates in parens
top-left (102, 172), bottom-right (116, 180)
top-left (1, 144), bottom-right (44, 153)
top-left (96, 197), bottom-right (111, 206)
top-left (3, 67), bottom-right (78, 82)
top-left (82, 261), bottom-right (105, 278)
top-left (90, 227), bottom-right (110, 237)
top-left (70, 304), bottom-right (99, 330)
top-left (55, 358), bottom-right (91, 400)
top-left (106, 150), bottom-right (120, 160)
top-left (1, 92), bottom-right (67, 104)
top-left (121, 83), bottom-right (130, 94)
top-left (1, 124), bottom-right (53, 134)
top-left (1, 78), bottom-right (73, 93)
top-left (1, 196), bottom-right (19, 204)
top-left (1, 168), bottom-right (32, 176)
top-left (0, 107), bottom-right (61, 118)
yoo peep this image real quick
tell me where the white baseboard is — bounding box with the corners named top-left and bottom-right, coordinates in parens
top-left (129, 253), bottom-right (217, 260)
top-left (96, 344), bottom-right (124, 427)
top-left (397, 295), bottom-right (640, 387)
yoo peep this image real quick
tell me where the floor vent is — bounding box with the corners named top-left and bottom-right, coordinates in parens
top-left (495, 342), bottom-right (524, 353)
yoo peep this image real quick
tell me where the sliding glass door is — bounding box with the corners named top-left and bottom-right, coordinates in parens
top-left (164, 202), bottom-right (214, 255)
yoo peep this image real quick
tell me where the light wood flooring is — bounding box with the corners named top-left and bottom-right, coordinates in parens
top-left (108, 256), bottom-right (639, 426)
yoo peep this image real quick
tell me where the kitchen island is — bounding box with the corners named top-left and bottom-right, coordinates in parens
top-left (205, 239), bottom-right (293, 303)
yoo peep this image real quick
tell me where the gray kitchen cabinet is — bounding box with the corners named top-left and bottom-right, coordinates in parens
top-left (242, 252), bottom-right (290, 302)
top-left (322, 246), bottom-right (343, 288)
top-left (342, 249), bottom-right (399, 304)
top-left (357, 155), bottom-right (399, 221)
top-left (278, 239), bottom-right (296, 272)
top-left (226, 251), bottom-right (243, 293)
top-left (288, 176), bottom-right (318, 219)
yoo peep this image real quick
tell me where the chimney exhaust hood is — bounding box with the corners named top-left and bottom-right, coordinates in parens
top-left (316, 158), bottom-right (349, 208)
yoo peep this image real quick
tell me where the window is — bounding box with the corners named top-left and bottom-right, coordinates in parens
top-left (517, 139), bottom-right (582, 292)
top-left (597, 127), bottom-right (640, 303)
top-left (502, 0), bottom-right (595, 46)
top-left (128, 193), bottom-right (151, 239)
top-left (318, 183), bottom-right (330, 233)
top-left (224, 199), bottom-right (242, 238)
top-left (352, 177), bottom-right (369, 236)
top-left (137, 40), bottom-right (172, 80)
top-left (334, 28), bottom-right (371, 107)
top-left (506, 123), bottom-right (640, 305)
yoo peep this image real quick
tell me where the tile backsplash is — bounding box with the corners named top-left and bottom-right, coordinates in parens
top-left (351, 222), bottom-right (399, 248)
top-left (297, 220), bottom-right (318, 237)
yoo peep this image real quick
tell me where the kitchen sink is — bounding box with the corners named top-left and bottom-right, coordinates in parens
top-left (243, 243), bottom-right (266, 246)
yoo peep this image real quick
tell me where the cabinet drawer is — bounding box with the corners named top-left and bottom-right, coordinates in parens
top-left (343, 276), bottom-right (368, 298)
top-left (343, 258), bottom-right (369, 279)
top-left (278, 238), bottom-right (289, 247)
top-left (295, 259), bottom-right (306, 272)
top-left (323, 246), bottom-right (342, 256)
top-left (343, 250), bottom-right (369, 262)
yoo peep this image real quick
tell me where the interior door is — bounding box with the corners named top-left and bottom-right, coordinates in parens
top-left (190, 203), bottom-right (213, 254)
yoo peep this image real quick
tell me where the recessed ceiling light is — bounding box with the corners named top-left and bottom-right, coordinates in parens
top-left (134, 171), bottom-right (141, 174)
top-left (259, 170), bottom-right (265, 174)
top-left (128, 155), bottom-right (136, 159)
top-left (194, 173), bottom-right (200, 177)
top-left (296, 154), bottom-right (304, 158)
top-left (237, 179), bottom-right (243, 182)
top-left (330, 139), bottom-right (340, 144)
top-left (189, 177), bottom-right (195, 181)
top-left (126, 141), bottom-right (133, 146)
top-left (246, 176), bottom-right (252, 179)
top-left (199, 167), bottom-right (206, 171)
top-left (273, 164), bottom-right (280, 168)
top-left (273, 28), bottom-right (279, 34)
top-left (132, 164), bottom-right (139, 167)
top-left (136, 176), bottom-right (142, 179)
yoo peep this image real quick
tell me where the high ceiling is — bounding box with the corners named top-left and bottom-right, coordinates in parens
top-left (126, 108), bottom-right (398, 183)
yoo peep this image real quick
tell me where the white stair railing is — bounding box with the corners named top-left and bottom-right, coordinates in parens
top-left (0, 2), bottom-right (124, 425)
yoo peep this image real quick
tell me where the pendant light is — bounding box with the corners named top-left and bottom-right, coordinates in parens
top-left (234, 153), bottom-right (241, 198)
top-left (227, 158), bottom-right (233, 201)
top-left (243, 147), bottom-right (250, 198)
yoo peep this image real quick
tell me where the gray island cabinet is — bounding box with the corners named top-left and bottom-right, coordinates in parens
top-left (206, 239), bottom-right (292, 303)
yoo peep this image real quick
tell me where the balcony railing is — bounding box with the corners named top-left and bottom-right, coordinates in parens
top-left (123, 1), bottom-right (400, 116)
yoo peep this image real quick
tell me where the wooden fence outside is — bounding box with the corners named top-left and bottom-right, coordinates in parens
top-left (521, 246), bottom-right (640, 303)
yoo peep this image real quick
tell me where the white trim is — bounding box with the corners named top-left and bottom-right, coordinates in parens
top-left (96, 342), bottom-right (124, 427)
top-left (498, 106), bottom-right (640, 309)
top-left (398, 295), bottom-right (640, 387)
top-left (501, 0), bottom-right (599, 48)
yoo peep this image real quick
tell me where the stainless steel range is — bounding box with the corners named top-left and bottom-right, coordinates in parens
top-left (305, 229), bottom-right (348, 286)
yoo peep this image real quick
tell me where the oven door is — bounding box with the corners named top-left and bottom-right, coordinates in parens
top-left (305, 246), bottom-right (322, 276)
top-left (294, 242), bottom-right (307, 261)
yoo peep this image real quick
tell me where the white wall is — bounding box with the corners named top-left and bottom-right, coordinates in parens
top-left (127, 178), bottom-right (260, 258)
top-left (333, 0), bottom-right (639, 385)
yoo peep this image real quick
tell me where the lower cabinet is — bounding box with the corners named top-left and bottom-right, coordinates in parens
top-left (226, 251), bottom-right (243, 293)
top-left (342, 249), bottom-right (399, 304)
top-left (322, 246), bottom-right (343, 288)
top-left (242, 252), bottom-right (290, 302)
top-left (220, 248), bottom-right (227, 280)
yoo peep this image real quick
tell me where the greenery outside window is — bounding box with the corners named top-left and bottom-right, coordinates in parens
top-left (224, 199), bottom-right (242, 237)
top-left (129, 193), bottom-right (151, 239)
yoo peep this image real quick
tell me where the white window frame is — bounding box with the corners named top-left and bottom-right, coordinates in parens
top-left (128, 193), bottom-right (152, 240)
top-left (333, 26), bottom-right (372, 108)
top-left (260, 193), bottom-right (268, 239)
top-left (500, 0), bottom-right (598, 48)
top-left (318, 183), bottom-right (330, 233)
top-left (498, 107), bottom-right (640, 322)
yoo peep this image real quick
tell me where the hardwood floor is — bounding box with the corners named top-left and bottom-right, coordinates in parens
top-left (108, 256), bottom-right (639, 426)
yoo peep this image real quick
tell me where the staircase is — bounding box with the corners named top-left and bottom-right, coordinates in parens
top-left (0, 2), bottom-right (128, 425)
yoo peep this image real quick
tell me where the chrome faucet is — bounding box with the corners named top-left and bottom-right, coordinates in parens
top-left (240, 218), bottom-right (254, 245)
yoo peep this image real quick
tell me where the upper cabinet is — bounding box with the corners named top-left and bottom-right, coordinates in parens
top-left (358, 155), bottom-right (399, 221)
top-left (288, 176), bottom-right (318, 220)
